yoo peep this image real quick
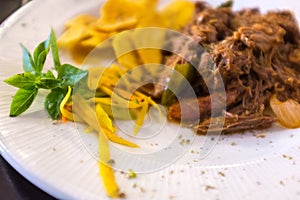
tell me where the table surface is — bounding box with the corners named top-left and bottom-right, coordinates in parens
top-left (0, 1), bottom-right (55, 199)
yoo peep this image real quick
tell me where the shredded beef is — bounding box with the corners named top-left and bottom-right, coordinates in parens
top-left (166, 1), bottom-right (300, 134)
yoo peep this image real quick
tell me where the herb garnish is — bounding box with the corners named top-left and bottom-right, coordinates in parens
top-left (4, 29), bottom-right (87, 119)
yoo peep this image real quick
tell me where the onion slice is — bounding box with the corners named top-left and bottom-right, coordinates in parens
top-left (270, 95), bottom-right (300, 128)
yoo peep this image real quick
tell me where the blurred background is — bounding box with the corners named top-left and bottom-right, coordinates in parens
top-left (0, 0), bottom-right (22, 23)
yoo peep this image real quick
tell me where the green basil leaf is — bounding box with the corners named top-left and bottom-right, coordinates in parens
top-left (20, 44), bottom-right (35, 73)
top-left (57, 64), bottom-right (88, 87)
top-left (37, 77), bottom-right (61, 89)
top-left (33, 38), bottom-right (51, 74)
top-left (42, 70), bottom-right (56, 79)
top-left (50, 29), bottom-right (61, 70)
top-left (4, 72), bottom-right (37, 90)
top-left (74, 76), bottom-right (96, 99)
top-left (35, 50), bottom-right (48, 73)
top-left (9, 88), bottom-right (38, 117)
top-left (33, 36), bottom-right (50, 63)
top-left (44, 87), bottom-right (67, 119)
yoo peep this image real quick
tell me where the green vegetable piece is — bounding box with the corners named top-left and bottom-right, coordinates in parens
top-left (33, 37), bottom-right (51, 73)
top-left (35, 50), bottom-right (48, 74)
top-left (128, 169), bottom-right (136, 179)
top-left (5, 29), bottom-right (87, 119)
top-left (4, 72), bottom-right (37, 90)
top-left (218, 0), bottom-right (233, 8)
top-left (161, 63), bottom-right (195, 106)
top-left (57, 64), bottom-right (88, 87)
top-left (37, 70), bottom-right (60, 89)
top-left (44, 88), bottom-right (67, 119)
top-left (49, 29), bottom-right (61, 69)
top-left (37, 77), bottom-right (61, 89)
top-left (33, 35), bottom-right (50, 62)
top-left (9, 88), bottom-right (38, 117)
top-left (43, 70), bottom-right (56, 79)
top-left (20, 44), bottom-right (35, 73)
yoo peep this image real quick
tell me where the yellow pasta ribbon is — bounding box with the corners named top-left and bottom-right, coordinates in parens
top-left (102, 128), bottom-right (139, 148)
top-left (72, 94), bottom-right (138, 147)
top-left (96, 104), bottom-right (114, 132)
top-left (135, 91), bottom-right (163, 117)
top-left (98, 129), bottom-right (120, 198)
top-left (60, 86), bottom-right (74, 121)
top-left (134, 101), bottom-right (149, 135)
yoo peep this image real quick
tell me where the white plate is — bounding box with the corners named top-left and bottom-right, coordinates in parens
top-left (1, 0), bottom-right (300, 199)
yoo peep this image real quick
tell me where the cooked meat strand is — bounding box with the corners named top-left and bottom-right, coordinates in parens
top-left (168, 79), bottom-right (243, 122)
top-left (166, 1), bottom-right (300, 133)
top-left (195, 114), bottom-right (276, 134)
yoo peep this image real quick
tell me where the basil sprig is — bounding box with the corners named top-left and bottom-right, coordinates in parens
top-left (4, 29), bottom-right (88, 119)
